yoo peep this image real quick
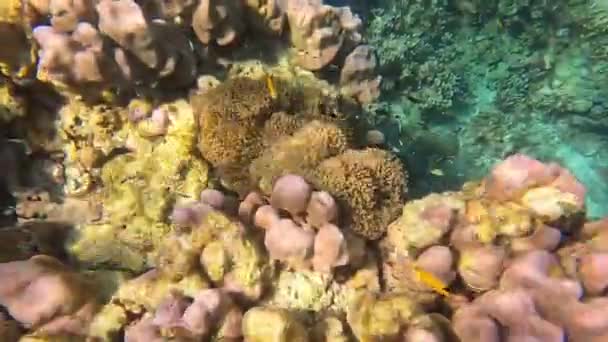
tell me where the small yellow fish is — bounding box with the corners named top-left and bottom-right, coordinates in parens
top-left (412, 264), bottom-right (451, 297)
top-left (265, 74), bottom-right (277, 99)
top-left (430, 168), bottom-right (445, 176)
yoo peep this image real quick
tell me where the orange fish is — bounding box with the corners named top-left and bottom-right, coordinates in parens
top-left (412, 264), bottom-right (451, 297)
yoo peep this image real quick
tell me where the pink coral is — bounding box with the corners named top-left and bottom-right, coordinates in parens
top-left (339, 45), bottom-right (382, 104)
top-left (312, 223), bottom-right (349, 273)
top-left (484, 154), bottom-right (560, 201)
top-left (415, 245), bottom-right (456, 285)
top-left (0, 255), bottom-right (97, 336)
top-left (306, 190), bottom-right (338, 229)
top-left (192, 0), bottom-right (244, 46)
top-left (49, 0), bottom-right (97, 32)
top-left (285, 0), bottom-right (361, 70)
top-left (170, 202), bottom-right (215, 226)
top-left (127, 288), bottom-right (242, 340)
top-left (510, 224), bottom-right (562, 253)
top-left (96, 0), bottom-right (196, 87)
top-left (579, 253), bottom-right (608, 296)
top-left (253, 204), bottom-right (280, 230)
top-left (483, 154), bottom-right (586, 219)
top-left (33, 23), bottom-right (117, 87)
top-left (459, 245), bottom-right (506, 292)
top-left (264, 218), bottom-right (315, 266)
top-left (270, 174), bottom-right (312, 216)
top-left (200, 189), bottom-right (226, 210)
top-left (124, 316), bottom-right (164, 341)
top-left (238, 191), bottom-right (265, 225)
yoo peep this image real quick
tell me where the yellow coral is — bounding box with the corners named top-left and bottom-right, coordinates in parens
top-left (201, 241), bottom-right (229, 282)
top-left (114, 270), bottom-right (208, 313)
top-left (242, 307), bottom-right (309, 342)
top-left (0, 0), bottom-right (22, 23)
top-left (385, 193), bottom-right (465, 254)
top-left (191, 211), bottom-right (272, 299)
top-left (88, 303), bottom-right (128, 341)
top-left (347, 292), bottom-right (421, 341)
top-left (267, 269), bottom-right (335, 312)
top-left (0, 0), bottom-right (36, 78)
top-left (67, 100), bottom-right (209, 272)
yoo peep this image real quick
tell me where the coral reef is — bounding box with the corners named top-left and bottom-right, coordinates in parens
top-left (1, 0), bottom-right (379, 104)
top-left (194, 74), bottom-right (406, 240)
top-left (4, 122), bottom-right (608, 342)
top-left (3, 0), bottom-right (608, 341)
top-left (67, 99), bottom-right (209, 271)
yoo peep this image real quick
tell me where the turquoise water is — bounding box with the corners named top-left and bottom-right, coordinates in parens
top-left (363, 0), bottom-right (608, 218)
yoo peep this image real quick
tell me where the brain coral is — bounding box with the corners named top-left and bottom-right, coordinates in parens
top-left (313, 148), bottom-right (408, 240)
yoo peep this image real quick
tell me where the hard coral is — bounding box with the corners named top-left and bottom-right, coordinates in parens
top-left (96, 0), bottom-right (196, 88)
top-left (33, 0), bottom-right (196, 94)
top-left (270, 173), bottom-right (312, 216)
top-left (242, 307), bottom-right (308, 342)
top-left (67, 100), bottom-right (209, 272)
top-left (49, 0), bottom-right (97, 32)
top-left (347, 291), bottom-right (423, 341)
top-left (285, 0), bottom-right (362, 70)
top-left (244, 0), bottom-right (286, 35)
top-left (0, 255), bottom-right (97, 336)
top-left (340, 45), bottom-right (382, 104)
top-left (248, 174), bottom-right (363, 274)
top-left (125, 289), bottom-right (243, 340)
top-left (33, 23), bottom-right (117, 90)
top-left (313, 148), bottom-right (408, 240)
top-left (192, 0), bottom-right (245, 46)
top-left (483, 153), bottom-right (586, 217)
